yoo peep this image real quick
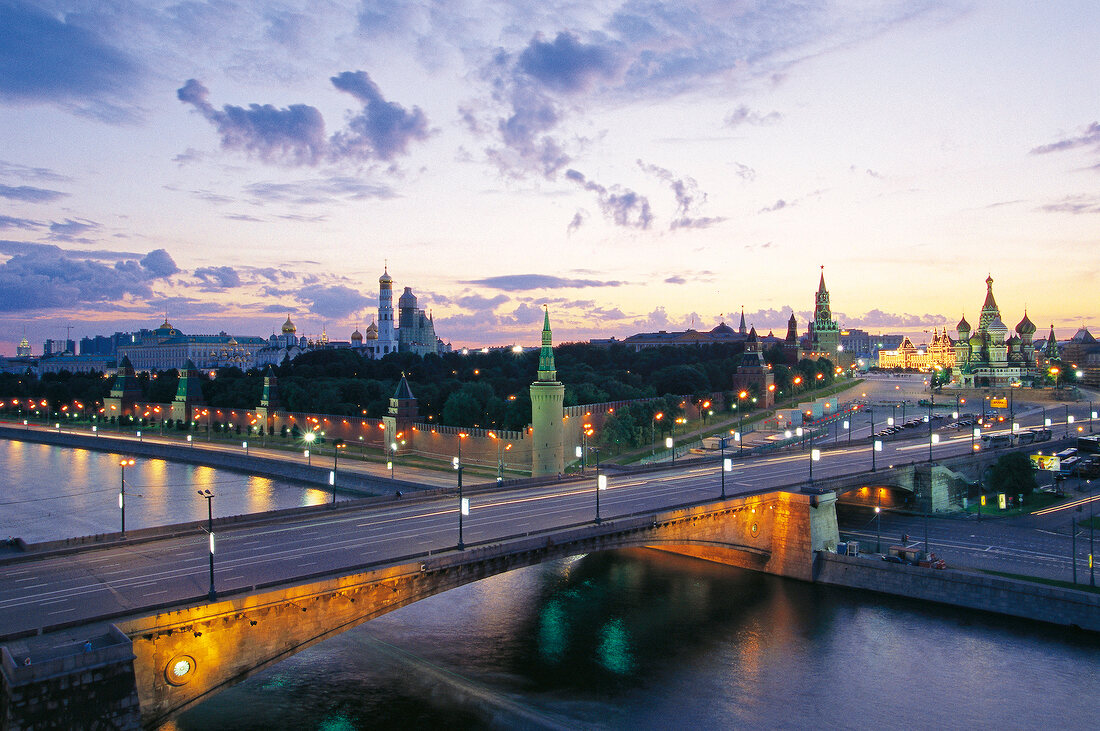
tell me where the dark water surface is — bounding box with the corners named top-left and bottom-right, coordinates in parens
top-left (0, 439), bottom-right (333, 542)
top-left (170, 549), bottom-right (1099, 730)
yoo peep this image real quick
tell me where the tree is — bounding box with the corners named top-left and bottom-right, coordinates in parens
top-left (988, 452), bottom-right (1038, 495)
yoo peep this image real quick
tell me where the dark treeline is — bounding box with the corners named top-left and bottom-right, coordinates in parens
top-left (0, 343), bottom-right (836, 434)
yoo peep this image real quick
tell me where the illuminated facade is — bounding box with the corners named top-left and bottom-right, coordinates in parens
top-left (530, 308), bottom-right (565, 477)
top-left (877, 329), bottom-right (956, 371)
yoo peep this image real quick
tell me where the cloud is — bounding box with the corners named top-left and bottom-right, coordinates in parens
top-left (665, 275), bottom-right (686, 285)
top-left (565, 169), bottom-right (652, 229)
top-left (244, 176), bottom-right (394, 205)
top-left (177, 79), bottom-right (327, 165)
top-left (0, 214), bottom-right (41, 230)
top-left (48, 218), bottom-right (98, 241)
top-left (0, 184), bottom-right (67, 203)
top-left (0, 243), bottom-right (174, 312)
top-left (329, 71), bottom-right (430, 161)
top-left (566, 209), bottom-right (587, 234)
top-left (0, 159), bottom-right (70, 183)
top-left (842, 309), bottom-right (950, 329)
top-left (517, 32), bottom-right (621, 94)
top-left (140, 249), bottom-right (178, 277)
top-left (297, 284), bottom-right (372, 319)
top-left (225, 213), bottom-right (265, 222)
top-left (724, 105), bottom-right (782, 128)
top-left (178, 72), bottom-right (430, 166)
top-left (733, 162), bottom-right (756, 181)
top-left (1030, 121), bottom-right (1100, 156)
top-left (0, 1), bottom-right (141, 110)
top-left (193, 266), bottom-right (242, 290)
top-left (466, 274), bottom-right (626, 291)
top-left (455, 293), bottom-right (510, 311)
top-left (639, 160), bottom-right (726, 230)
top-left (1037, 195), bottom-right (1100, 215)
top-left (758, 199), bottom-right (788, 213)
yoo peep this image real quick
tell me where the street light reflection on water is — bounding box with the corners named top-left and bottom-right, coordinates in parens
top-left (0, 440), bottom-right (335, 543)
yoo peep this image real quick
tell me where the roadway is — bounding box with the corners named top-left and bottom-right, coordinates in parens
top-left (2, 389), bottom-right (1097, 642)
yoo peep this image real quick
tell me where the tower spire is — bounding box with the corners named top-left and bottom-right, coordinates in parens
top-left (537, 306), bottom-right (557, 381)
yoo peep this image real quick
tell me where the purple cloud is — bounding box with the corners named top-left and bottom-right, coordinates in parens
top-left (329, 71), bottom-right (430, 161)
top-left (177, 79), bottom-right (327, 165)
top-left (518, 32), bottom-right (620, 93)
top-left (565, 169), bottom-right (652, 229)
top-left (466, 274), bottom-right (626, 291)
top-left (1030, 122), bottom-right (1100, 155)
top-left (0, 1), bottom-right (140, 107)
top-left (0, 184), bottom-right (67, 203)
top-left (298, 284), bottom-right (372, 319)
top-left (140, 249), bottom-right (178, 277)
top-left (0, 215), bottom-right (41, 230)
top-left (194, 266), bottom-right (242, 290)
top-left (724, 105), bottom-right (782, 128)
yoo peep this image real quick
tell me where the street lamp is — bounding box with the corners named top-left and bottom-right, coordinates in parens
top-left (875, 493), bottom-right (882, 553)
top-left (303, 431), bottom-right (315, 465)
top-left (119, 458), bottom-right (134, 535)
top-left (331, 438), bottom-right (345, 504)
top-left (197, 489), bottom-right (216, 601)
top-left (652, 412), bottom-right (664, 455)
top-left (595, 469), bottom-right (606, 525)
top-left (389, 441), bottom-right (397, 479)
top-left (665, 436), bottom-right (674, 464)
top-left (810, 448), bottom-right (820, 483)
top-left (929, 432), bottom-right (939, 462)
top-left (453, 456), bottom-right (466, 550)
top-left (873, 439), bottom-right (882, 472)
top-left (844, 418), bottom-right (851, 445)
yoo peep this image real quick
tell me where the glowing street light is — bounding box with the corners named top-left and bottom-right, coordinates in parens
top-left (119, 458), bottom-right (135, 535)
top-left (197, 489), bottom-right (216, 600)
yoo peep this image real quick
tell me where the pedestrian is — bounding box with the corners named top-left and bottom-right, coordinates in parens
top-left (23, 657), bottom-right (30, 666)
top-left (83, 641), bottom-right (92, 653)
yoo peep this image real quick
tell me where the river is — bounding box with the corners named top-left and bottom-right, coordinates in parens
top-left (3, 440), bottom-right (1098, 729)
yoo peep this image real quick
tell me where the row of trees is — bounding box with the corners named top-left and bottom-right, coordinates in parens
top-left (1, 344), bottom-right (840, 433)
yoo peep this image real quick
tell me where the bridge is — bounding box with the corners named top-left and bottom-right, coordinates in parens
top-left (0, 423), bottom-right (1075, 728)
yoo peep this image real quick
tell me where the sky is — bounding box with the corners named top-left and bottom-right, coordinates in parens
top-left (1, 0), bottom-right (1098, 354)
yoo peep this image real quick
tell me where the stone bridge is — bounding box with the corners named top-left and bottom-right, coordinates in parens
top-left (2, 489), bottom-right (838, 729)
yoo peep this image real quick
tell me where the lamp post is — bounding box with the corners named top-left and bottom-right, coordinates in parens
top-left (389, 442), bottom-right (396, 479)
top-left (810, 448), bottom-right (820, 483)
top-left (330, 438), bottom-right (345, 504)
top-left (844, 418), bottom-right (851, 445)
top-left (666, 436), bottom-right (674, 464)
top-left (738, 390), bottom-right (748, 455)
top-left (1065, 405), bottom-right (1070, 438)
top-left (720, 436), bottom-right (727, 498)
top-left (1072, 506), bottom-right (1080, 585)
top-left (592, 447), bottom-right (603, 524)
top-left (651, 412), bottom-right (663, 455)
top-left (119, 458), bottom-right (134, 535)
top-left (1090, 403), bottom-right (1095, 433)
top-left (1088, 478), bottom-right (1095, 588)
top-left (875, 492), bottom-right (882, 553)
top-left (870, 406), bottom-right (877, 472)
top-left (197, 489), bottom-right (215, 601)
top-left (453, 456), bottom-right (466, 550)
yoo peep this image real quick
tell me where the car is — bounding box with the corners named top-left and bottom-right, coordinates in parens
top-left (881, 555), bottom-right (904, 563)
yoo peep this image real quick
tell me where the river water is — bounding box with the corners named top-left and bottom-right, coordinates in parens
top-left (3, 440), bottom-right (1098, 729)
top-left (0, 439), bottom-right (333, 543)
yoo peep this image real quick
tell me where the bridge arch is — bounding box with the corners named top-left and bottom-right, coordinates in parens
top-left (119, 490), bottom-right (838, 726)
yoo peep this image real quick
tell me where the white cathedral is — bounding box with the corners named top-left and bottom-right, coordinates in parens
top-left (254, 267), bottom-right (446, 368)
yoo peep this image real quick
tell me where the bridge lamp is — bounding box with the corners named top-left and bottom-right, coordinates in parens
top-left (55, 422), bottom-right (61, 432)
top-left (304, 449), bottom-right (310, 465)
top-left (784, 430), bottom-right (792, 439)
top-left (810, 448), bottom-right (820, 482)
top-left (1044, 417), bottom-right (1052, 427)
top-left (242, 440), bottom-right (248, 455)
top-left (197, 489), bottom-right (216, 600)
top-left (1068, 415), bottom-right (1075, 424)
top-left (596, 473), bottom-right (607, 524)
top-left (952, 411), bottom-right (958, 420)
top-left (665, 437), bottom-right (675, 465)
top-left (887, 417), bottom-right (894, 427)
top-left (119, 458), bottom-right (135, 535)
top-left (186, 433), bottom-right (191, 446)
top-left (1012, 423), bottom-right (1020, 433)
top-left (872, 439), bottom-right (882, 472)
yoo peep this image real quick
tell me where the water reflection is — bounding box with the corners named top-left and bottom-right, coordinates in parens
top-left (172, 548), bottom-right (1100, 731)
top-left (0, 439), bottom-right (341, 543)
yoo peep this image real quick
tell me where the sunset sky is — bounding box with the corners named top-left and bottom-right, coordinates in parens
top-left (1, 1), bottom-right (1098, 354)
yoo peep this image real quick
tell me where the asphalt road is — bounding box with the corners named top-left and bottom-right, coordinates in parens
top-left (3, 385), bottom-right (1097, 641)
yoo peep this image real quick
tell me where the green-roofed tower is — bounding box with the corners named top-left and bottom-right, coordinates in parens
top-left (530, 307), bottom-right (565, 477)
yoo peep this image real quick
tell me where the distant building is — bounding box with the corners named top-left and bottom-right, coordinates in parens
top-left (953, 275), bottom-right (1041, 387)
top-left (43, 339), bottom-right (75, 356)
top-left (79, 335), bottom-right (115, 356)
top-left (877, 329), bottom-right (956, 371)
top-left (117, 318), bottom-right (267, 373)
top-left (16, 336), bottom-right (31, 358)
